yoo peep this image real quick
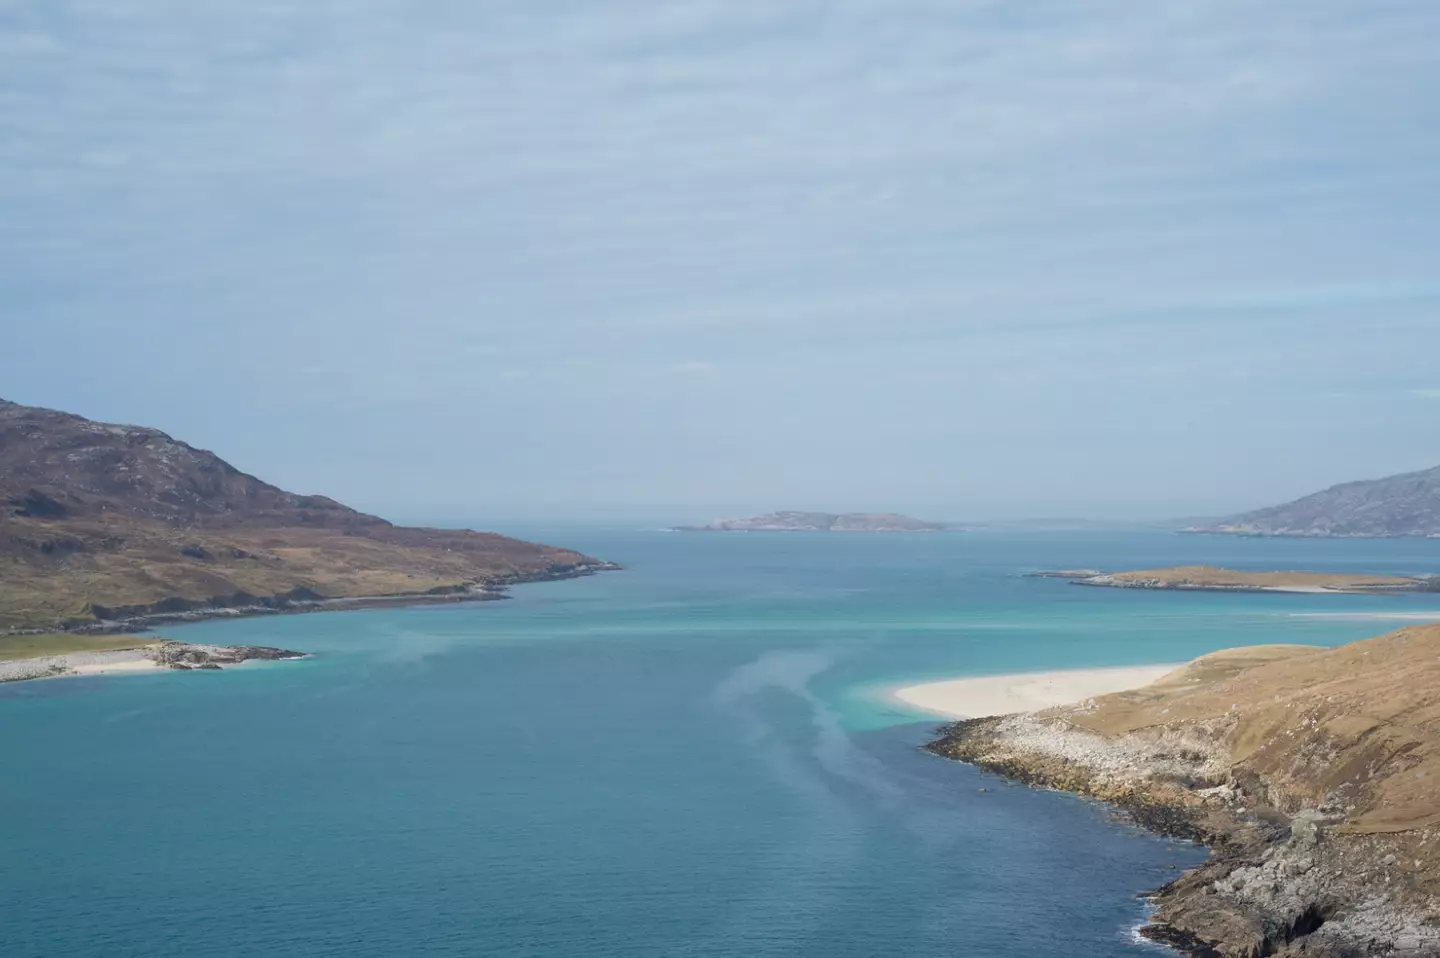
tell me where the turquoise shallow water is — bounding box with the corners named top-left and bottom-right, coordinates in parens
top-left (3, 529), bottom-right (1437, 957)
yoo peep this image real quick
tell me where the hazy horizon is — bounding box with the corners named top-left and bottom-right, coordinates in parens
top-left (4, 1), bottom-right (1438, 523)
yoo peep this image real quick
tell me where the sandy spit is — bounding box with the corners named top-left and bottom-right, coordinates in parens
top-left (0, 647), bottom-right (162, 683)
top-left (893, 663), bottom-right (1181, 720)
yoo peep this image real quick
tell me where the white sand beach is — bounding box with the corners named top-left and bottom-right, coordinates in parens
top-left (0, 648), bottom-right (162, 683)
top-left (893, 663), bottom-right (1181, 720)
top-left (68, 650), bottom-right (165, 676)
top-left (0, 642), bottom-right (306, 684)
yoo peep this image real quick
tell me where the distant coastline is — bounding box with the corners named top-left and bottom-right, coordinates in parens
top-left (0, 639), bottom-right (306, 684)
top-left (1027, 565), bottom-right (1437, 595)
top-left (1180, 528), bottom-right (1440, 540)
top-left (1181, 463), bottom-right (1440, 538)
top-left (674, 511), bottom-right (949, 533)
top-left (0, 564), bottom-right (616, 686)
top-left (52, 561), bottom-right (619, 636)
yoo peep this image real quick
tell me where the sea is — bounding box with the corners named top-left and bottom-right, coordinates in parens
top-left (3, 528), bottom-right (1437, 957)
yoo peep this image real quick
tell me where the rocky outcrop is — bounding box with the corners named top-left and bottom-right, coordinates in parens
top-left (150, 641), bottom-right (306, 670)
top-left (1188, 465), bottom-right (1440, 538)
top-left (926, 630), bottom-right (1440, 956)
top-left (675, 511), bottom-right (948, 532)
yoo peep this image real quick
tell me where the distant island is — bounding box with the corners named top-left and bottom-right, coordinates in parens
top-left (927, 624), bottom-right (1440, 956)
top-left (0, 399), bottom-right (617, 635)
top-left (674, 511), bottom-right (948, 532)
top-left (1186, 464), bottom-right (1440, 538)
top-left (1035, 565), bottom-right (1436, 595)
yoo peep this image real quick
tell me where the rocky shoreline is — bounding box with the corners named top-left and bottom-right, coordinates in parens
top-left (927, 712), bottom-right (1440, 956)
top-left (1035, 565), bottom-right (1435, 595)
top-left (1074, 578), bottom-right (1427, 595)
top-left (0, 641), bottom-right (307, 683)
top-left (1181, 529), bottom-right (1440, 540)
top-left (1024, 569), bottom-right (1104, 579)
top-left (27, 559), bottom-right (621, 636)
top-left (150, 641), bottom-right (307, 670)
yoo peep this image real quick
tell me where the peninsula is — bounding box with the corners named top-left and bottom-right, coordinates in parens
top-left (0, 635), bottom-right (305, 683)
top-left (1051, 566), bottom-right (1435, 595)
top-left (674, 511), bottom-right (948, 532)
top-left (1187, 464), bottom-right (1440, 538)
top-left (0, 399), bottom-right (617, 634)
top-left (926, 625), bottom-right (1440, 957)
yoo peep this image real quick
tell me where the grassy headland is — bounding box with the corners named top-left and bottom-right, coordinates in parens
top-left (0, 398), bottom-right (616, 633)
top-left (928, 625), bottom-right (1440, 956)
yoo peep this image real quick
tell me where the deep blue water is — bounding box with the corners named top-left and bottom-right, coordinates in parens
top-left (3, 529), bottom-right (1437, 957)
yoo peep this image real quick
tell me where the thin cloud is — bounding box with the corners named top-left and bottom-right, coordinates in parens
top-left (1, 1), bottom-right (1438, 515)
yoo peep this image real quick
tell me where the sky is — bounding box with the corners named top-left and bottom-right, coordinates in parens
top-left (2, 0), bottom-right (1438, 523)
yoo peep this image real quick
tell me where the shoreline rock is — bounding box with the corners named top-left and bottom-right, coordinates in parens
top-left (35, 559), bottom-right (621, 636)
top-left (0, 640), bottom-right (307, 683)
top-left (672, 511), bottom-right (948, 532)
top-left (150, 641), bottom-right (308, 670)
top-left (926, 702), bottom-right (1440, 956)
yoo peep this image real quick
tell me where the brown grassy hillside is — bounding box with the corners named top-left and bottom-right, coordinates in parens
top-left (930, 625), bottom-right (1440, 955)
top-left (0, 399), bottom-right (613, 631)
top-left (1070, 625), bottom-right (1440, 833)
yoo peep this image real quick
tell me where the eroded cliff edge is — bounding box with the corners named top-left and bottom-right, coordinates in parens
top-left (927, 630), bottom-right (1440, 957)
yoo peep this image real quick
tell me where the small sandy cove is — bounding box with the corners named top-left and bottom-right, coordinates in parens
top-left (893, 663), bottom-right (1182, 720)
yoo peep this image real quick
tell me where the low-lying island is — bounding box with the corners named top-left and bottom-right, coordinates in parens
top-left (1033, 565), bottom-right (1437, 595)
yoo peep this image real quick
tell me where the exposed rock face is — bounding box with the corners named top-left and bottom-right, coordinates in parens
top-left (927, 629), bottom-right (1440, 957)
top-left (1189, 465), bottom-right (1440, 538)
top-left (676, 511), bottom-right (947, 532)
top-left (0, 399), bottom-right (618, 631)
top-left (151, 641), bottom-right (306, 670)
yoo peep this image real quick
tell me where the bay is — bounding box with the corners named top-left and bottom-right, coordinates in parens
top-left (3, 529), bottom-right (1435, 957)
